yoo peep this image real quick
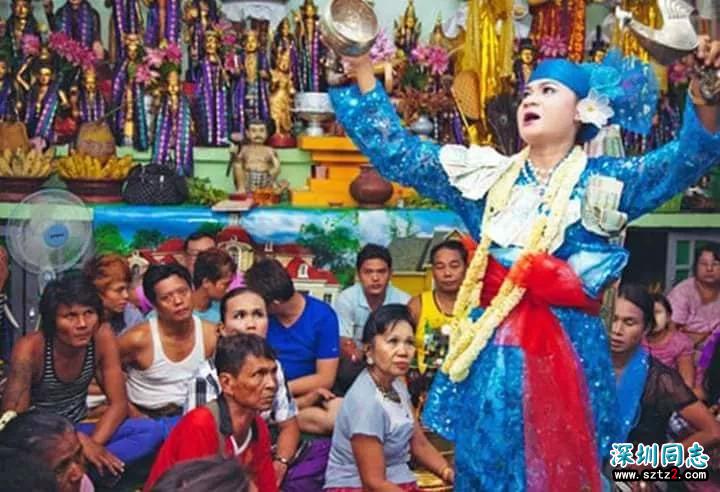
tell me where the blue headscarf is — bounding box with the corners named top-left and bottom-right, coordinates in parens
top-left (528, 50), bottom-right (659, 142)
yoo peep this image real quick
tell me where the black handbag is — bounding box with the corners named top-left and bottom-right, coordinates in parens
top-left (122, 164), bottom-right (188, 205)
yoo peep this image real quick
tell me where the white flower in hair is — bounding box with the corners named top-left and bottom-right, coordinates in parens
top-left (577, 89), bottom-right (615, 128)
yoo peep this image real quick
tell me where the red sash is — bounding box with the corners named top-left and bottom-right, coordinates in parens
top-left (480, 253), bottom-right (602, 492)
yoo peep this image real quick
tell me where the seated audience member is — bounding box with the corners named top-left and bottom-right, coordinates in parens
top-left (119, 264), bottom-right (216, 423)
top-left (406, 240), bottom-right (467, 407)
top-left (133, 232), bottom-right (243, 314)
top-left (334, 244), bottom-right (410, 365)
top-left (324, 305), bottom-right (454, 492)
top-left (0, 409), bottom-right (94, 492)
top-left (84, 255), bottom-right (145, 415)
top-left (641, 293), bottom-right (695, 389)
top-left (144, 334), bottom-right (278, 492)
top-left (245, 259), bottom-right (340, 435)
top-left (611, 285), bottom-right (720, 452)
top-left (1, 275), bottom-right (162, 483)
top-left (186, 287), bottom-right (302, 488)
top-left (183, 232), bottom-right (218, 276)
top-left (183, 232), bottom-right (243, 291)
top-left (151, 457), bottom-right (253, 492)
top-left (191, 248), bottom-right (236, 323)
top-left (684, 333), bottom-right (720, 490)
top-left (84, 255), bottom-right (144, 335)
top-left (668, 244), bottom-right (720, 350)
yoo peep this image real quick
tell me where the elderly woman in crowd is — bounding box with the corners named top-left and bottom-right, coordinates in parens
top-left (324, 304), bottom-right (453, 491)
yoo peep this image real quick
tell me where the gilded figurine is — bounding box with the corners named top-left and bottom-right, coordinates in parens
top-left (4, 0), bottom-right (40, 70)
top-left (394, 0), bottom-right (421, 59)
top-left (111, 33), bottom-right (149, 149)
top-left (182, 0), bottom-right (219, 81)
top-left (152, 70), bottom-right (194, 175)
top-left (45, 0), bottom-right (102, 49)
top-left (197, 29), bottom-right (229, 146)
top-left (268, 48), bottom-right (296, 148)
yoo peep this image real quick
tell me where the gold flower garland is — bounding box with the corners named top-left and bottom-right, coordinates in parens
top-left (442, 145), bottom-right (588, 382)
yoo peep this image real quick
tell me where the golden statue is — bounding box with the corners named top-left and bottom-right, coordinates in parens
top-left (394, 0), bottom-right (421, 58)
top-left (16, 42), bottom-right (53, 95)
top-left (17, 60), bottom-right (68, 141)
top-left (110, 33), bottom-right (149, 149)
top-left (512, 38), bottom-right (537, 96)
top-left (268, 48), bottom-right (296, 148)
top-left (429, 15), bottom-right (450, 50)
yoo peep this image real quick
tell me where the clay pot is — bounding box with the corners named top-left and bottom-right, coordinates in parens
top-left (349, 165), bottom-right (393, 208)
top-left (76, 121), bottom-right (116, 164)
top-left (0, 122), bottom-right (30, 152)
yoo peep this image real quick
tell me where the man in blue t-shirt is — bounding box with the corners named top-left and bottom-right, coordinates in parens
top-left (246, 259), bottom-right (341, 435)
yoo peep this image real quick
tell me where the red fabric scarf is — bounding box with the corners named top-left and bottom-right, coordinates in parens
top-left (480, 253), bottom-right (602, 492)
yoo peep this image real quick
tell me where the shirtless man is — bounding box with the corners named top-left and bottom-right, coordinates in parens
top-left (228, 119), bottom-right (281, 194)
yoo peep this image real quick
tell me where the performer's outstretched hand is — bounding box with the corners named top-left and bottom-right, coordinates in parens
top-left (693, 34), bottom-right (720, 69)
top-left (687, 35), bottom-right (720, 132)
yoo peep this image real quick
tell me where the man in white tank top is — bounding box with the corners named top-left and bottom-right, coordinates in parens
top-left (119, 264), bottom-right (217, 423)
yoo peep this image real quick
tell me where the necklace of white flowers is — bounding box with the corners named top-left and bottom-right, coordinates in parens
top-left (441, 144), bottom-right (590, 382)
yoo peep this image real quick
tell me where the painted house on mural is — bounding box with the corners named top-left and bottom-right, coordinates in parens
top-left (217, 226), bottom-right (256, 272)
top-left (387, 229), bottom-right (465, 296)
top-left (127, 225), bottom-right (340, 303)
top-left (285, 256), bottom-right (341, 305)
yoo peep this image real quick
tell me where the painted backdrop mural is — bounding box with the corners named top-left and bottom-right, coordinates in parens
top-left (93, 205), bottom-right (470, 293)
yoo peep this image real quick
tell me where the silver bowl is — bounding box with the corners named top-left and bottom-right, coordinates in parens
top-left (320, 0), bottom-right (379, 57)
top-left (293, 92), bottom-right (335, 136)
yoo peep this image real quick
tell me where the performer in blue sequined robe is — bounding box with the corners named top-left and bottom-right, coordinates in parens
top-left (329, 47), bottom-right (720, 491)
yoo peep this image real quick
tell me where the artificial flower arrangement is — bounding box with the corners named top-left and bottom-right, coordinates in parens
top-left (136, 42), bottom-right (183, 91)
top-left (48, 32), bottom-right (98, 72)
top-left (393, 42), bottom-right (454, 125)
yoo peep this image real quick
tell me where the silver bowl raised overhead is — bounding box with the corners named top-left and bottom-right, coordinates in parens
top-left (320, 0), bottom-right (379, 57)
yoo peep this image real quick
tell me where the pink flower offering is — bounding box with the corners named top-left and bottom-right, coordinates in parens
top-left (165, 43), bottom-right (182, 64)
top-left (144, 47), bottom-right (164, 68)
top-left (426, 46), bottom-right (449, 76)
top-left (135, 64), bottom-right (156, 85)
top-left (369, 29), bottom-right (396, 64)
top-left (411, 44), bottom-right (429, 64)
top-left (21, 34), bottom-right (40, 57)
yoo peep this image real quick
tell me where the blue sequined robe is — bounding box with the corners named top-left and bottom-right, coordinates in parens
top-left (329, 84), bottom-right (720, 491)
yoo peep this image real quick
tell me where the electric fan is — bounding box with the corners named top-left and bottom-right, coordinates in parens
top-left (5, 189), bottom-right (93, 291)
